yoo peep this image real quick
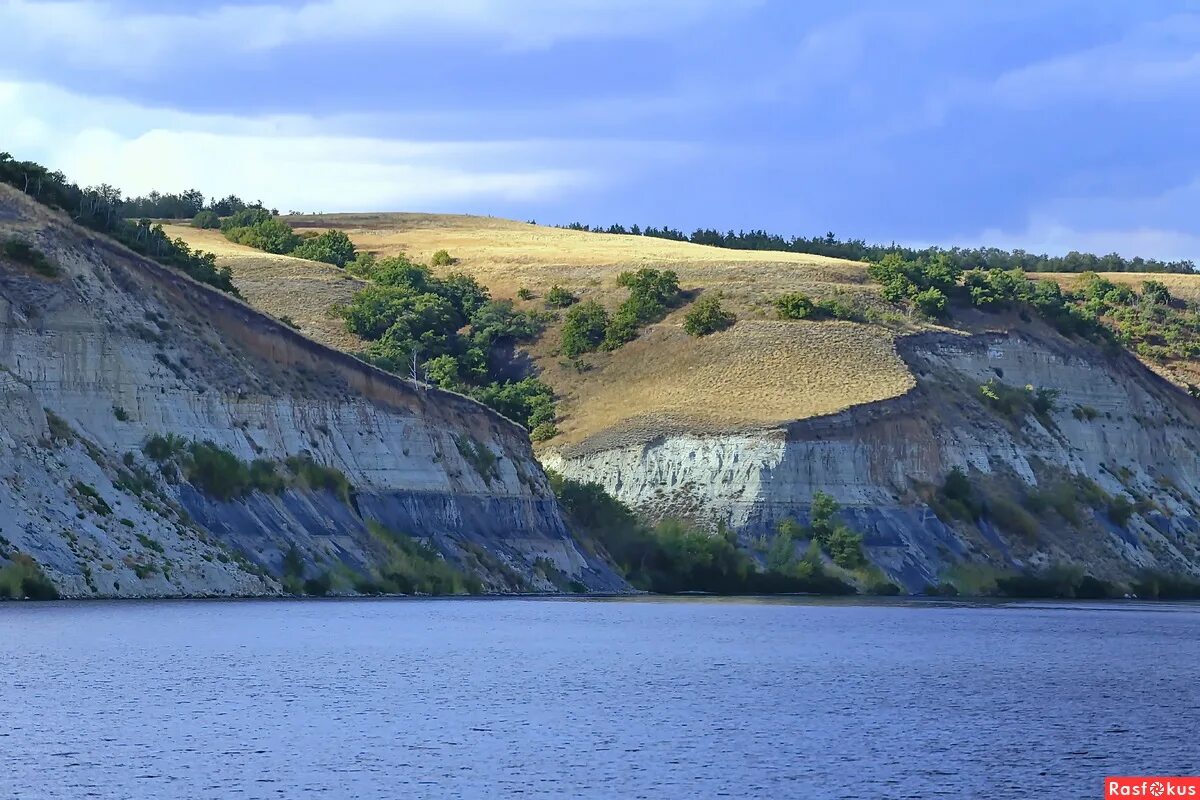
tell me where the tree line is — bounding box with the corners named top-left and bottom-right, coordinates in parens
top-left (0, 154), bottom-right (236, 293)
top-left (559, 222), bottom-right (1196, 274)
top-left (121, 189), bottom-right (259, 220)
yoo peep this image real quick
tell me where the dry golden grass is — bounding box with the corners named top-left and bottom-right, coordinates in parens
top-left (174, 210), bottom-right (1200, 447)
top-left (163, 224), bottom-right (367, 352)
top-left (537, 318), bottom-right (915, 446)
top-left (285, 212), bottom-right (874, 308)
top-left (273, 213), bottom-right (916, 445)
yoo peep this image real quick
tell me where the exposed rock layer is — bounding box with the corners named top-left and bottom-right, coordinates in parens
top-left (548, 327), bottom-right (1200, 590)
top-left (0, 188), bottom-right (625, 597)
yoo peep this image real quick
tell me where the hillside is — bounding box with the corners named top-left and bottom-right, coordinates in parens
top-left (165, 215), bottom-right (919, 446)
top-left (165, 212), bottom-right (1200, 594)
top-left (0, 187), bottom-right (624, 599)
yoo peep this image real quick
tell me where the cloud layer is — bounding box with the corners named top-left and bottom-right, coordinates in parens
top-left (1, 0), bottom-right (1197, 261)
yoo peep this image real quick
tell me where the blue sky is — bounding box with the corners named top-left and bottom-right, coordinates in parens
top-left (2, 0), bottom-right (1199, 260)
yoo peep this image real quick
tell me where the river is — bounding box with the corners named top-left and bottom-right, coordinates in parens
top-left (2, 597), bottom-right (1197, 799)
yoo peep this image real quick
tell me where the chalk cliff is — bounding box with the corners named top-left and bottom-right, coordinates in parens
top-left (546, 325), bottom-right (1200, 591)
top-left (0, 187), bottom-right (625, 597)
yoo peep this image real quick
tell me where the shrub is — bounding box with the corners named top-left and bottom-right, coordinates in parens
top-left (284, 455), bottom-right (354, 504)
top-left (812, 297), bottom-right (863, 321)
top-left (430, 249), bottom-right (454, 267)
top-left (471, 377), bottom-right (556, 430)
top-left (184, 441), bottom-right (250, 501)
top-left (545, 285), bottom-right (577, 308)
top-left (683, 294), bottom-right (736, 336)
top-left (516, 287), bottom-right (533, 300)
top-left (548, 472), bottom-right (854, 595)
top-left (561, 301), bottom-right (610, 356)
top-left (0, 554), bottom-right (59, 600)
top-left (454, 436), bottom-right (499, 485)
top-left (936, 466), bottom-right (982, 521)
top-left (530, 422), bottom-right (559, 442)
top-left (1107, 495), bottom-right (1134, 527)
top-left (191, 209), bottom-right (220, 229)
top-left (1141, 279), bottom-right (1171, 305)
top-left (912, 287), bottom-right (947, 317)
top-left (615, 268), bottom-right (680, 306)
top-left (363, 522), bottom-right (480, 595)
top-left (223, 212), bottom-right (300, 254)
top-left (987, 496), bottom-right (1040, 541)
top-left (290, 229), bottom-right (357, 267)
top-left (2, 237), bottom-right (59, 277)
top-left (143, 433), bottom-right (188, 463)
top-left (775, 292), bottom-right (814, 319)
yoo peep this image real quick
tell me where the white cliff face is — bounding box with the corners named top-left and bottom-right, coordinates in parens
top-left (549, 329), bottom-right (1200, 590)
top-left (0, 190), bottom-right (626, 597)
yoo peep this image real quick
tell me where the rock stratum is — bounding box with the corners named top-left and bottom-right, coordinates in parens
top-left (548, 324), bottom-right (1200, 591)
top-left (0, 187), bottom-right (625, 598)
top-left (163, 210), bottom-right (1200, 595)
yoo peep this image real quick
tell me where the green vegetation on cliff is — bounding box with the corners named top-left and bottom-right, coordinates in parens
top-left (0, 154), bottom-right (236, 294)
top-left (549, 472), bottom-right (855, 595)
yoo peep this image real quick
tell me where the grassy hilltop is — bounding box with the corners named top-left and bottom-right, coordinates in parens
top-left (165, 214), bottom-right (920, 446)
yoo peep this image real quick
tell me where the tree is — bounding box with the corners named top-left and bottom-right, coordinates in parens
top-left (683, 293), bottom-right (736, 336)
top-left (192, 209), bottom-right (220, 229)
top-left (561, 301), bottom-right (610, 357)
top-left (291, 229), bottom-right (357, 267)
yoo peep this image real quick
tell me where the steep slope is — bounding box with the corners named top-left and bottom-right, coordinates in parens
top-left (544, 322), bottom-right (1200, 590)
top-left (0, 188), bottom-right (625, 598)
top-left (166, 212), bottom-right (1200, 593)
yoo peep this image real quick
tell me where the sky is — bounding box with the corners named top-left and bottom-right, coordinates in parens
top-left (2, 0), bottom-right (1199, 261)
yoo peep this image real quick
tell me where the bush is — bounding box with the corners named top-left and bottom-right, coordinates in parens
top-left (561, 301), bottom-right (610, 357)
top-left (184, 441), bottom-right (250, 501)
top-left (516, 287), bottom-right (533, 301)
top-left (430, 249), bottom-right (454, 267)
top-left (471, 377), bottom-right (556, 430)
top-left (987, 496), bottom-right (1040, 541)
top-left (545, 285), bottom-right (577, 308)
top-left (454, 435), bottom-right (499, 485)
top-left (775, 292), bottom-right (814, 319)
top-left (935, 466), bottom-right (982, 521)
top-left (363, 522), bottom-right (480, 595)
top-left (530, 422), bottom-right (559, 442)
top-left (284, 455), bottom-right (354, 504)
top-left (192, 209), bottom-right (220, 229)
top-left (912, 287), bottom-right (947, 317)
top-left (683, 294), bottom-right (736, 336)
top-left (549, 472), bottom-right (854, 595)
top-left (2, 237), bottom-right (59, 277)
top-left (0, 554), bottom-right (59, 600)
top-left (1107, 495), bottom-right (1134, 527)
top-left (290, 229), bottom-right (357, 267)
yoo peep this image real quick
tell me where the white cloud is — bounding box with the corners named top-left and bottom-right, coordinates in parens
top-left (0, 0), bottom-right (754, 72)
top-left (0, 79), bottom-right (680, 211)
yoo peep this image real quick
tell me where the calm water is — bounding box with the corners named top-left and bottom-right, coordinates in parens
top-left (2, 597), bottom-right (1198, 799)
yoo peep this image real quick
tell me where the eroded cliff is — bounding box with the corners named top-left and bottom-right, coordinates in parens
top-left (547, 324), bottom-right (1200, 591)
top-left (0, 187), bottom-right (626, 598)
